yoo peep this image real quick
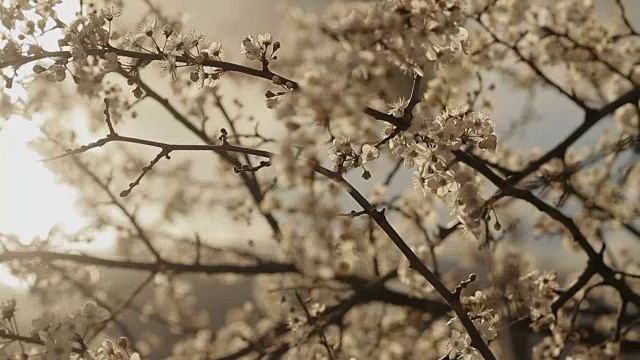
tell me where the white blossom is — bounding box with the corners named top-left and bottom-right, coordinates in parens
top-left (387, 97), bottom-right (409, 118)
top-left (445, 330), bottom-right (470, 359)
top-left (360, 144), bottom-right (379, 164)
top-left (241, 35), bottom-right (262, 60)
top-left (101, 5), bottom-right (122, 21)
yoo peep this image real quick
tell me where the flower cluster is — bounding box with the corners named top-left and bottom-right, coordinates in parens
top-left (241, 32), bottom-right (280, 66)
top-left (60, 14), bottom-right (110, 65)
top-left (445, 291), bottom-right (499, 360)
top-left (328, 135), bottom-right (356, 172)
top-left (382, 104), bottom-right (497, 240)
top-left (0, 299), bottom-right (113, 360)
top-left (322, 0), bottom-right (471, 74)
top-left (389, 105), bottom-right (495, 172)
top-left (327, 135), bottom-right (379, 177)
top-left (0, 0), bottom-right (58, 42)
top-left (90, 337), bottom-right (141, 360)
top-left (523, 270), bottom-right (559, 324)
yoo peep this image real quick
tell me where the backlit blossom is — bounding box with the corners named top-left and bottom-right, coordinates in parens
top-left (100, 5), bottom-right (122, 21)
top-left (257, 32), bottom-right (272, 46)
top-left (160, 54), bottom-right (178, 81)
top-left (139, 17), bottom-right (156, 36)
top-left (388, 97), bottom-right (409, 118)
top-left (241, 35), bottom-right (262, 60)
top-left (446, 330), bottom-right (469, 359)
top-left (360, 144), bottom-right (379, 163)
top-left (204, 41), bottom-right (223, 60)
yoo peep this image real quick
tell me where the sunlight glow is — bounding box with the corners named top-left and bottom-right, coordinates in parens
top-left (0, 117), bottom-right (86, 241)
top-left (0, 119), bottom-right (118, 289)
top-left (0, 267), bottom-right (27, 289)
top-left (0, 1), bottom-right (115, 289)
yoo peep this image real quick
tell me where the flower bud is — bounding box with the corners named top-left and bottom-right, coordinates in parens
top-left (33, 64), bottom-right (46, 74)
top-left (163, 24), bottom-right (173, 37)
top-left (133, 86), bottom-right (143, 99)
top-left (117, 336), bottom-right (129, 349)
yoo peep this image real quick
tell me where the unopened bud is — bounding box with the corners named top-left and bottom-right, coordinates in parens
top-left (32, 64), bottom-right (46, 74)
top-left (163, 24), bottom-right (173, 37)
top-left (117, 336), bottom-right (129, 349)
top-left (132, 86), bottom-right (143, 99)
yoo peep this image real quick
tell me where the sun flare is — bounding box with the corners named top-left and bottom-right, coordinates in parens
top-left (0, 1), bottom-right (113, 289)
top-left (0, 117), bottom-right (86, 241)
